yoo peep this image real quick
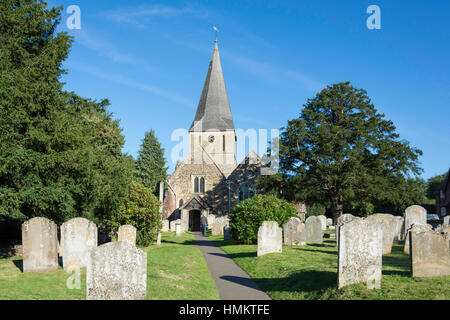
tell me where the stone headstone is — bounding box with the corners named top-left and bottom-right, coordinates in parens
top-left (444, 216), bottom-right (450, 226)
top-left (157, 232), bottom-right (161, 246)
top-left (162, 220), bottom-right (169, 232)
top-left (393, 216), bottom-right (404, 243)
top-left (223, 227), bottom-right (232, 240)
top-left (404, 205), bottom-right (427, 242)
top-left (61, 217), bottom-right (97, 270)
top-left (305, 216), bottom-right (323, 244)
top-left (86, 242), bottom-right (147, 300)
top-left (22, 217), bottom-right (58, 273)
top-left (175, 223), bottom-right (181, 237)
top-left (118, 225), bottom-right (136, 246)
top-left (317, 215), bottom-right (327, 231)
top-left (336, 214), bottom-right (361, 245)
top-left (170, 220), bottom-right (176, 232)
top-left (257, 221), bottom-right (282, 257)
top-left (207, 215), bottom-right (216, 228)
top-left (338, 219), bottom-right (382, 289)
top-left (404, 223), bottom-right (432, 254)
top-left (410, 229), bottom-right (450, 278)
top-left (211, 221), bottom-right (224, 236)
top-left (283, 217), bottom-right (306, 246)
top-left (366, 214), bottom-right (397, 254)
top-left (327, 218), bottom-right (333, 227)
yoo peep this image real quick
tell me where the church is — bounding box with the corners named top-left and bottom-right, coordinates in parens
top-left (162, 38), bottom-right (265, 231)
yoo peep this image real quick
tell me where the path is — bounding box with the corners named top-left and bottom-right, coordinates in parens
top-left (193, 232), bottom-right (271, 300)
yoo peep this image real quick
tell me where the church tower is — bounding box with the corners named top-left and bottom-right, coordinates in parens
top-left (189, 38), bottom-right (237, 177)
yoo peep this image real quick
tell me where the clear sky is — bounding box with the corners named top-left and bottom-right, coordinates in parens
top-left (49, 0), bottom-right (450, 179)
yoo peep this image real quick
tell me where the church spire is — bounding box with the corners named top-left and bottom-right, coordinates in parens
top-left (189, 31), bottom-right (234, 133)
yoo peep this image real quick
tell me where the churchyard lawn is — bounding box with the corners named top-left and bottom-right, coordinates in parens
top-left (209, 236), bottom-right (450, 300)
top-left (0, 232), bottom-right (219, 300)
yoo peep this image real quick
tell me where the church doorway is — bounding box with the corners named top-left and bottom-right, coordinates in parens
top-left (189, 210), bottom-right (201, 231)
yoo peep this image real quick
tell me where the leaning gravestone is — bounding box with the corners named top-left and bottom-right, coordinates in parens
top-left (211, 221), bottom-right (224, 236)
top-left (317, 215), bottom-right (327, 231)
top-left (283, 217), bottom-right (306, 246)
top-left (305, 216), bottom-right (323, 244)
top-left (404, 223), bottom-right (432, 254)
top-left (61, 218), bottom-right (97, 270)
top-left (22, 217), bottom-right (58, 273)
top-left (118, 225), bottom-right (136, 245)
top-left (410, 229), bottom-right (450, 277)
top-left (86, 242), bottom-right (147, 300)
top-left (258, 221), bottom-right (282, 257)
top-left (338, 219), bottom-right (383, 289)
top-left (366, 214), bottom-right (397, 254)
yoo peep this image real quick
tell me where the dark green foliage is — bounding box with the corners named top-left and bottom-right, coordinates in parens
top-left (108, 182), bottom-right (162, 246)
top-left (230, 194), bottom-right (297, 244)
top-left (135, 130), bottom-right (168, 194)
top-left (426, 172), bottom-right (447, 199)
top-left (0, 1), bottom-right (133, 225)
top-left (276, 82), bottom-right (423, 222)
top-left (305, 203), bottom-right (326, 217)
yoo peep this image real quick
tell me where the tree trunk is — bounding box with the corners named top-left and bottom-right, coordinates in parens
top-left (331, 194), bottom-right (343, 225)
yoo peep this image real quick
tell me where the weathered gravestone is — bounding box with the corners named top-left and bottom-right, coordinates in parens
top-left (338, 219), bottom-right (383, 289)
top-left (162, 220), bottom-right (169, 232)
top-left (410, 229), bottom-right (450, 278)
top-left (318, 215), bottom-right (327, 231)
top-left (305, 216), bottom-right (323, 244)
top-left (22, 217), bottom-right (58, 273)
top-left (336, 214), bottom-right (360, 245)
top-left (118, 225), bottom-right (136, 245)
top-left (86, 242), bottom-right (147, 300)
top-left (366, 214), bottom-right (397, 254)
top-left (211, 221), bottom-right (224, 236)
top-left (157, 232), bottom-right (162, 246)
top-left (393, 216), bottom-right (404, 243)
top-left (175, 223), bottom-right (181, 237)
top-left (283, 217), bottom-right (306, 246)
top-left (257, 221), bottom-right (282, 257)
top-left (327, 218), bottom-right (333, 227)
top-left (223, 227), bottom-right (232, 240)
top-left (403, 205), bottom-right (427, 253)
top-left (404, 223), bottom-right (432, 254)
top-left (170, 220), bottom-right (176, 232)
top-left (61, 217), bottom-right (97, 270)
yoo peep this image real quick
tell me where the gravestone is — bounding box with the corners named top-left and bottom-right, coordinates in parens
top-left (318, 215), bottom-right (327, 231)
top-left (410, 229), bottom-right (450, 277)
top-left (175, 223), bottom-right (181, 237)
top-left (207, 215), bottom-right (216, 228)
top-left (22, 217), bottom-right (58, 273)
top-left (283, 217), bottom-right (306, 246)
top-left (61, 217), bottom-right (97, 270)
top-left (336, 214), bottom-right (361, 245)
top-left (157, 232), bottom-right (161, 246)
top-left (444, 216), bottom-right (450, 226)
top-left (211, 221), bottom-right (224, 236)
top-left (223, 227), bottom-right (232, 240)
top-left (327, 218), bottom-right (333, 227)
top-left (393, 216), bottom-right (404, 243)
top-left (170, 220), bottom-right (176, 232)
top-left (403, 205), bottom-right (427, 252)
top-left (338, 219), bottom-right (382, 289)
top-left (404, 223), bottom-right (432, 254)
top-left (257, 221), bottom-right (282, 257)
top-left (86, 242), bottom-right (147, 300)
top-left (366, 214), bottom-right (397, 254)
top-left (305, 216), bottom-right (323, 244)
top-left (162, 220), bottom-right (169, 232)
top-left (118, 225), bottom-right (136, 245)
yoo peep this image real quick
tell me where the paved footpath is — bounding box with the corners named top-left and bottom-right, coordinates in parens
top-left (194, 232), bottom-right (271, 300)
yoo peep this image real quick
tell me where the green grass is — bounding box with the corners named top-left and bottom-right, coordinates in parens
top-left (0, 232), bottom-right (219, 300)
top-left (209, 235), bottom-right (450, 300)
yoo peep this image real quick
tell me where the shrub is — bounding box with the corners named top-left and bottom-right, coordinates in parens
top-left (305, 203), bottom-right (326, 218)
top-left (108, 182), bottom-right (162, 246)
top-left (230, 194), bottom-right (297, 244)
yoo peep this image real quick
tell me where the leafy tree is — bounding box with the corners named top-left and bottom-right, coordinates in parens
top-left (108, 182), bottom-right (162, 246)
top-left (0, 1), bottom-right (133, 225)
top-left (426, 172), bottom-right (448, 199)
top-left (278, 82), bottom-right (423, 223)
top-left (230, 194), bottom-right (297, 244)
top-left (135, 130), bottom-right (168, 194)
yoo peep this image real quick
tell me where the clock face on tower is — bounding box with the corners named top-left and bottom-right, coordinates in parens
top-left (208, 135), bottom-right (215, 143)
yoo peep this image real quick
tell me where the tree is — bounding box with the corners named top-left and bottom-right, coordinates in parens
top-left (279, 82), bottom-right (423, 223)
top-left (135, 130), bottom-right (168, 194)
top-left (426, 171), bottom-right (448, 199)
top-left (0, 1), bottom-right (133, 225)
top-left (107, 182), bottom-right (162, 246)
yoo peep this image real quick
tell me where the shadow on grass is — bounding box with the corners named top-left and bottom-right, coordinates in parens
top-left (295, 248), bottom-right (337, 256)
top-left (209, 251), bottom-right (256, 259)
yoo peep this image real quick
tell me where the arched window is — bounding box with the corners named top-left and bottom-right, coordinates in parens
top-left (194, 177), bottom-right (199, 193)
top-left (200, 177), bottom-right (205, 193)
top-left (237, 183), bottom-right (255, 202)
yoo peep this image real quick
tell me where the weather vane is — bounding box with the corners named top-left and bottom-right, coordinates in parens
top-left (213, 26), bottom-right (219, 43)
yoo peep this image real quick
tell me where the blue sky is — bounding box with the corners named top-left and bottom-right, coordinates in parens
top-left (50, 0), bottom-right (450, 179)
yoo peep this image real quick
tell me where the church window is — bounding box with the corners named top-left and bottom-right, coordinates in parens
top-left (194, 177), bottom-right (199, 193)
top-left (237, 183), bottom-right (256, 203)
top-left (200, 177), bottom-right (205, 193)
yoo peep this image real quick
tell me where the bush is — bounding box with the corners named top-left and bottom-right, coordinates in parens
top-left (230, 194), bottom-right (297, 244)
top-left (305, 203), bottom-right (326, 218)
top-left (108, 182), bottom-right (162, 246)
